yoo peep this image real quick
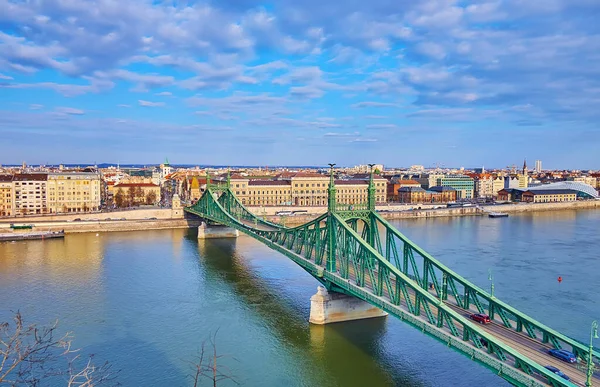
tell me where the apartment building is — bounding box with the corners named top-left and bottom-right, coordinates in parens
top-left (46, 172), bottom-right (102, 213)
top-left (0, 175), bottom-right (13, 216)
top-left (13, 173), bottom-right (48, 215)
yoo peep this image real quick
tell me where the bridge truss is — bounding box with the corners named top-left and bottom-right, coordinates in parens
top-left (185, 169), bottom-right (598, 387)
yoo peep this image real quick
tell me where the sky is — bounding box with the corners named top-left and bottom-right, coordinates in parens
top-left (0, 0), bottom-right (599, 169)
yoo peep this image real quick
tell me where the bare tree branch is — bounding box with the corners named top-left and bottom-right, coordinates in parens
top-left (0, 311), bottom-right (119, 386)
top-left (187, 330), bottom-right (238, 387)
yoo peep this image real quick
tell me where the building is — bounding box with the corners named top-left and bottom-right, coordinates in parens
top-left (225, 172), bottom-right (387, 206)
top-left (46, 172), bottom-right (102, 213)
top-left (504, 174), bottom-right (528, 189)
top-left (467, 173), bottom-right (494, 198)
top-left (0, 175), bottom-right (13, 216)
top-left (528, 181), bottom-right (598, 199)
top-left (522, 189), bottom-right (577, 203)
top-left (435, 175), bottom-right (474, 200)
top-left (397, 186), bottom-right (457, 204)
top-left (13, 173), bottom-right (48, 215)
top-left (535, 160), bottom-right (542, 173)
top-left (387, 179), bottom-right (421, 201)
top-left (492, 175), bottom-right (505, 197)
top-left (497, 188), bottom-right (525, 202)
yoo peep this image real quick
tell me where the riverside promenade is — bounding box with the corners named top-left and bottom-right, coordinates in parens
top-left (1, 200), bottom-right (598, 234)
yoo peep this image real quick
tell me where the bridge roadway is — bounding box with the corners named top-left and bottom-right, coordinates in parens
top-left (353, 266), bottom-right (598, 387)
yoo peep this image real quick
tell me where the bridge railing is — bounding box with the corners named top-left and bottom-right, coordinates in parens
top-left (371, 211), bottom-right (600, 363)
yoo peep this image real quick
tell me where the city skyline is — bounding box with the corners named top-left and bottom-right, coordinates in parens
top-left (1, 1), bottom-right (599, 168)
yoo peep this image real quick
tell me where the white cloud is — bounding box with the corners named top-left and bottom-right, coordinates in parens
top-left (351, 101), bottom-right (398, 108)
top-left (55, 107), bottom-right (85, 115)
top-left (138, 100), bottom-right (165, 107)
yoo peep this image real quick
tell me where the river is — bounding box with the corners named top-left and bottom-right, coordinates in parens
top-left (1, 209), bottom-right (599, 386)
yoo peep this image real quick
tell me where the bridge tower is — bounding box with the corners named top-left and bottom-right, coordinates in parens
top-left (310, 162), bottom-right (387, 325)
top-left (326, 163), bottom-right (337, 272)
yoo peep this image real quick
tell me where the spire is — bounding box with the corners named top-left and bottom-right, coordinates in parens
top-left (327, 163), bottom-right (337, 213)
top-left (522, 158), bottom-right (527, 175)
top-left (165, 157), bottom-right (170, 166)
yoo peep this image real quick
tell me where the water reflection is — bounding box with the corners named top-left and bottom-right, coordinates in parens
top-left (192, 235), bottom-right (418, 387)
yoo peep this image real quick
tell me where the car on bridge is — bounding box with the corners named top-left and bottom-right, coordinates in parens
top-left (469, 313), bottom-right (491, 324)
top-left (548, 349), bottom-right (577, 363)
top-left (544, 365), bottom-right (570, 381)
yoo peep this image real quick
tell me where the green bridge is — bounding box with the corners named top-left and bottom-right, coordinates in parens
top-left (185, 167), bottom-right (599, 387)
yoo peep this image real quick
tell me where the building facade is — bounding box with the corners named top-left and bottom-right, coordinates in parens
top-left (467, 173), bottom-right (494, 198)
top-left (227, 172), bottom-right (387, 206)
top-left (387, 179), bottom-right (421, 201)
top-left (46, 172), bottom-right (102, 213)
top-left (522, 189), bottom-right (577, 203)
top-left (397, 186), bottom-right (457, 204)
top-left (13, 174), bottom-right (48, 215)
top-left (0, 175), bottom-right (13, 217)
top-left (435, 175), bottom-right (474, 200)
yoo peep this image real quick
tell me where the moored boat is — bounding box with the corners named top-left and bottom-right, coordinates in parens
top-left (0, 230), bottom-right (65, 242)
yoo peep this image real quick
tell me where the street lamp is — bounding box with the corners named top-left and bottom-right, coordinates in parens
top-left (586, 320), bottom-right (598, 387)
top-left (488, 269), bottom-right (495, 298)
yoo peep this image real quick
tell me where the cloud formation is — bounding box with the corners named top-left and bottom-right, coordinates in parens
top-left (0, 0), bottom-right (599, 167)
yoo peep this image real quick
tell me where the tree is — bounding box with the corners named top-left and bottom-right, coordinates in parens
top-left (188, 331), bottom-right (237, 387)
top-left (134, 187), bottom-right (144, 204)
top-left (115, 188), bottom-right (125, 208)
top-left (127, 187), bottom-right (136, 206)
top-left (0, 311), bottom-right (118, 386)
top-left (146, 191), bottom-right (157, 205)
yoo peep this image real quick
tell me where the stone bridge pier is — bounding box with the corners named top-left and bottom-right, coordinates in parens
top-left (197, 222), bottom-right (239, 239)
top-left (309, 286), bottom-right (387, 324)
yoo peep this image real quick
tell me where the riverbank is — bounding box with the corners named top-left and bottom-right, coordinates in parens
top-left (262, 200), bottom-right (600, 226)
top-left (0, 218), bottom-right (201, 235)
top-left (1, 200), bottom-right (598, 234)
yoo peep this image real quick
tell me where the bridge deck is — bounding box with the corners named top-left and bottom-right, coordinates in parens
top-left (350, 266), bottom-right (597, 386)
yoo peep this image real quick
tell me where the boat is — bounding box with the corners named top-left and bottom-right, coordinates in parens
top-left (0, 230), bottom-right (65, 242)
top-left (9, 223), bottom-right (34, 230)
top-left (488, 212), bottom-right (509, 218)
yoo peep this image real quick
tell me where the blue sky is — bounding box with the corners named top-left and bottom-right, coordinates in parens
top-left (1, 0), bottom-right (599, 169)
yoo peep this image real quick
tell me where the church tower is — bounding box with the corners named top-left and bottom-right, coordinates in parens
top-left (522, 159), bottom-right (528, 175)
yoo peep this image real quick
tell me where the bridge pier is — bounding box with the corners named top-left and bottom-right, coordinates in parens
top-left (197, 222), bottom-right (239, 239)
top-left (309, 286), bottom-right (387, 324)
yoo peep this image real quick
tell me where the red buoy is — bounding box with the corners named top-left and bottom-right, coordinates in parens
top-left (558, 276), bottom-right (563, 283)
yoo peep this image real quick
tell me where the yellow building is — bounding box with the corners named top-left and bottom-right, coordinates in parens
top-left (225, 172), bottom-right (387, 206)
top-left (46, 172), bottom-right (102, 213)
top-left (0, 175), bottom-right (13, 217)
top-left (492, 176), bottom-right (505, 197)
top-left (522, 190), bottom-right (577, 203)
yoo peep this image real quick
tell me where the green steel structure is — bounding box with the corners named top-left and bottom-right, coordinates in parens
top-left (185, 167), bottom-right (598, 387)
